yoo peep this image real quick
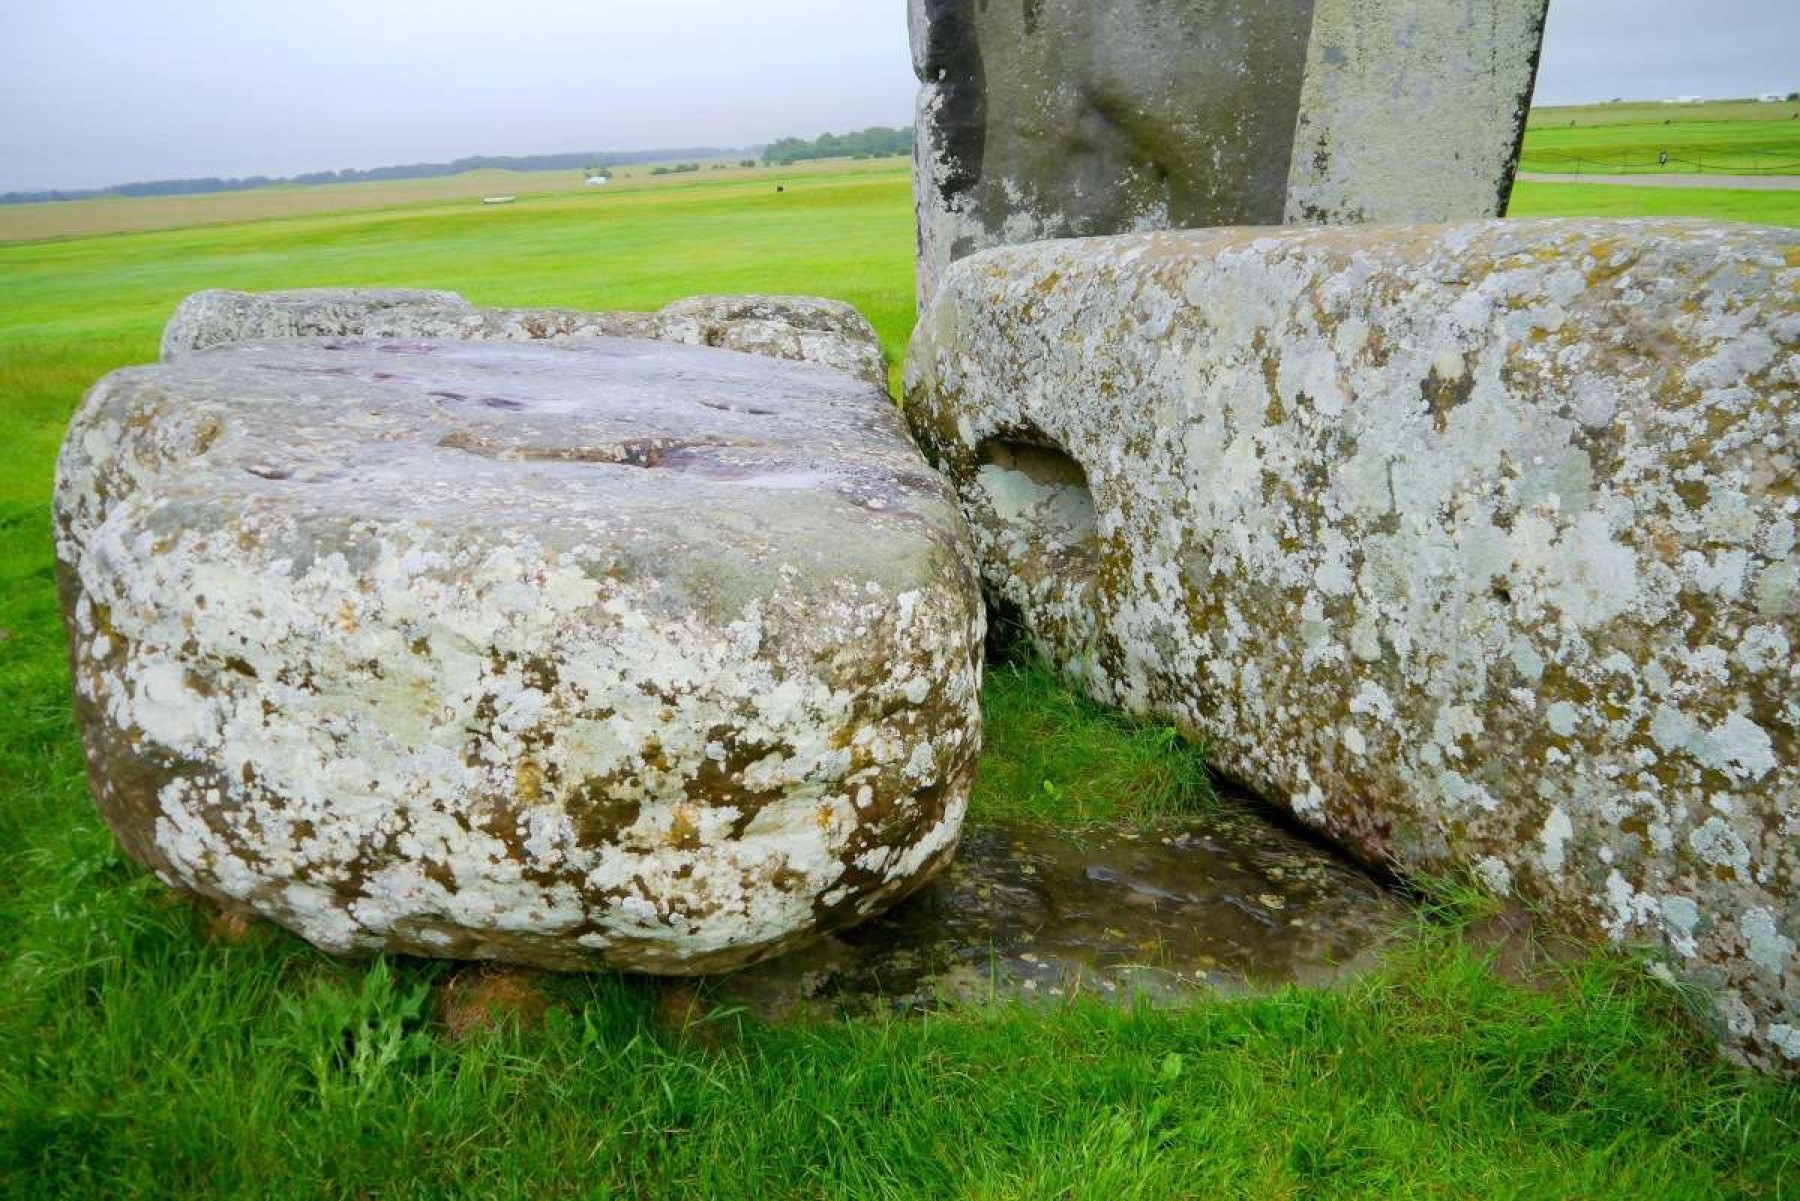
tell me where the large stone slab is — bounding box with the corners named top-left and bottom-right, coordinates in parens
top-left (56, 335), bottom-right (984, 973)
top-left (909, 0), bottom-right (1549, 302)
top-left (906, 219), bottom-right (1800, 1071)
top-left (162, 288), bottom-right (890, 389)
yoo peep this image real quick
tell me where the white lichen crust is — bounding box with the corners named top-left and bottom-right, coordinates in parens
top-left (56, 335), bottom-right (984, 974)
top-left (161, 289), bottom-right (891, 390)
top-left (907, 219), bottom-right (1800, 1072)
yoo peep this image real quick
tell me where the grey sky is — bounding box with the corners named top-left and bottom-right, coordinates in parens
top-left (1, 1), bottom-right (1795, 193)
top-left (1533, 0), bottom-right (1798, 104)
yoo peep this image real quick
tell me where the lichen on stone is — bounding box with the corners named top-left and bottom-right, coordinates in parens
top-left (56, 333), bottom-right (984, 974)
top-left (907, 217), bottom-right (1800, 1073)
top-left (160, 288), bottom-right (891, 390)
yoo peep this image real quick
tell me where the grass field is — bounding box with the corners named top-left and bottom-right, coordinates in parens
top-left (1521, 98), bottom-right (1800, 175)
top-left (0, 156), bottom-right (907, 244)
top-left (1508, 178), bottom-right (1800, 224)
top-left (2, 154), bottom-right (1798, 1197)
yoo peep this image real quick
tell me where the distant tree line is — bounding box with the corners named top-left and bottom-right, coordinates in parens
top-left (761, 127), bottom-right (913, 166)
top-left (1, 147), bottom-right (750, 206)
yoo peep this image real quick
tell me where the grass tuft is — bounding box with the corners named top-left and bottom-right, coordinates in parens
top-left (973, 658), bottom-right (1216, 828)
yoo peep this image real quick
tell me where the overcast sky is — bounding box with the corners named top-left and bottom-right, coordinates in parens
top-left (1, 0), bottom-right (1795, 193)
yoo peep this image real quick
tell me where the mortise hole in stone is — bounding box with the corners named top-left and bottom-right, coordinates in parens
top-left (972, 435), bottom-right (1100, 579)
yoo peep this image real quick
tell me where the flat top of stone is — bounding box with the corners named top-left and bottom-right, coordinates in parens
top-left (87, 336), bottom-right (960, 621)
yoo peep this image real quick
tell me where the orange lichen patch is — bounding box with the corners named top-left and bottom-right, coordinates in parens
top-left (514, 758), bottom-right (547, 806)
top-left (666, 805), bottom-right (703, 850)
top-left (199, 903), bottom-right (268, 947)
top-left (436, 964), bottom-right (555, 1041)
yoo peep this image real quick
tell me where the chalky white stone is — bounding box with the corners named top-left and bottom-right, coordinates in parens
top-left (907, 218), bottom-right (1800, 1072)
top-left (57, 335), bottom-right (984, 973)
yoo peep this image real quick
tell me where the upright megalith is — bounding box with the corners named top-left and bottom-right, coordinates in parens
top-left (907, 219), bottom-right (1800, 1071)
top-left (57, 334), bottom-right (984, 973)
top-left (910, 0), bottom-right (1550, 302)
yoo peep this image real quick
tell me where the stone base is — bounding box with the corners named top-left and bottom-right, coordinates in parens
top-left (57, 333), bottom-right (984, 973)
top-left (908, 218), bottom-right (1800, 1072)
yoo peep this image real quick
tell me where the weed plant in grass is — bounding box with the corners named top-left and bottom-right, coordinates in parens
top-left (2, 164), bottom-right (1797, 1199)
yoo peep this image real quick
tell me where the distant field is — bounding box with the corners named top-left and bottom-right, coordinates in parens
top-left (1522, 98), bottom-right (1800, 175)
top-left (0, 164), bottom-right (921, 507)
top-left (5, 98), bottom-right (1798, 247)
top-left (0, 155), bottom-right (905, 244)
top-left (1530, 99), bottom-right (1800, 127)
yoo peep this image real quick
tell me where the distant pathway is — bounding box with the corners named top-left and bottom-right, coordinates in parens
top-left (1517, 172), bottom-right (1800, 191)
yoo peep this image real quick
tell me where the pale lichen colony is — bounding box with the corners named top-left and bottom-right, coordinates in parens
top-left (55, 335), bottom-right (984, 973)
top-left (907, 219), bottom-right (1800, 1070)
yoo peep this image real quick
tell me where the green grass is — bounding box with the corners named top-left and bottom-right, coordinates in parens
top-left (1522, 99), bottom-right (1800, 175)
top-left (1529, 99), bottom-right (1800, 127)
top-left (0, 164), bottom-right (917, 511)
top-left (3, 163), bottom-right (1797, 1198)
top-left (974, 660), bottom-right (1216, 827)
top-left (1508, 179), bottom-right (1800, 227)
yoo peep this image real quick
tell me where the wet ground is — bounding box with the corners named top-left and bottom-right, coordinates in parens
top-left (702, 804), bottom-right (1413, 1020)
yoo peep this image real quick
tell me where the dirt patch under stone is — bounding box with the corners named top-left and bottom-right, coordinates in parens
top-left (437, 965), bottom-right (557, 1041)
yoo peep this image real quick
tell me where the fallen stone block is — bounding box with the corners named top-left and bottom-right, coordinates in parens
top-left (161, 288), bottom-right (891, 389)
top-left (910, 0), bottom-right (1550, 302)
top-left (907, 218), bottom-right (1800, 1071)
top-left (57, 335), bottom-right (984, 973)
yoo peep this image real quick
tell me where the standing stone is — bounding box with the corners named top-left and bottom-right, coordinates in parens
top-left (909, 0), bottom-right (1550, 303)
top-left (161, 288), bottom-right (891, 390)
top-left (57, 335), bottom-right (984, 973)
top-left (907, 219), bottom-right (1800, 1072)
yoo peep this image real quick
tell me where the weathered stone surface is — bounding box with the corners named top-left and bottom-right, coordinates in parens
top-left (56, 335), bottom-right (984, 973)
top-left (909, 0), bottom-right (1549, 302)
top-left (161, 288), bottom-right (890, 389)
top-left (906, 219), bottom-right (1800, 1071)
top-left (704, 806), bottom-right (1409, 1021)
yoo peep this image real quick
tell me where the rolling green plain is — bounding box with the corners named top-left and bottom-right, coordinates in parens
top-left (3, 148), bottom-right (1799, 1198)
top-left (1518, 98), bottom-right (1800, 174)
